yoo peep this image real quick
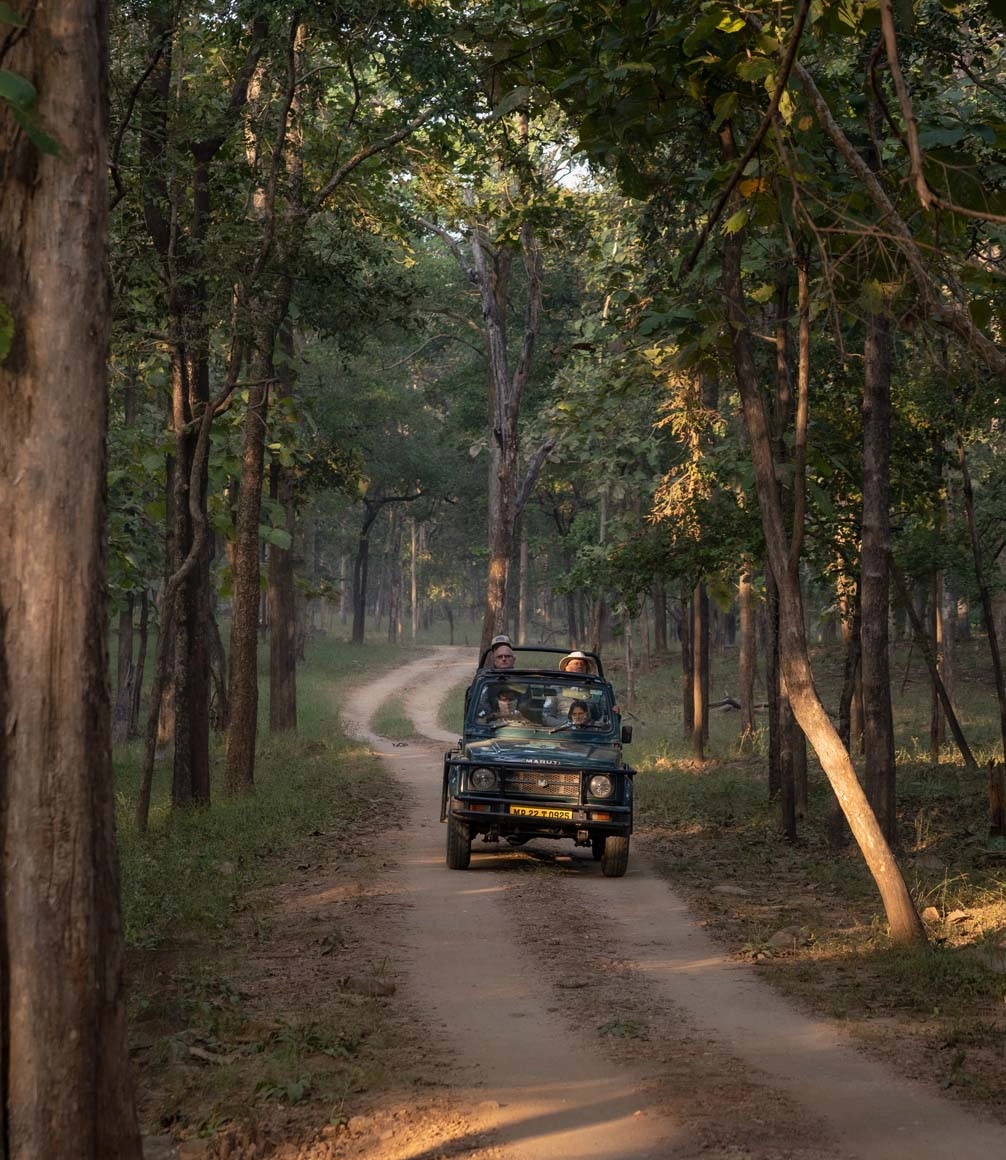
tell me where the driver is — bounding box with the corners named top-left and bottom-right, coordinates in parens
top-left (567, 700), bottom-right (592, 727)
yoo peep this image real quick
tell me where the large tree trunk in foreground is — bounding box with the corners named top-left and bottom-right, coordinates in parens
top-left (722, 227), bottom-right (925, 945)
top-left (0, 1), bottom-right (143, 1152)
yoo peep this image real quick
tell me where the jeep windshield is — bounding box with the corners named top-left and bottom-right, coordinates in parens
top-left (470, 674), bottom-right (614, 734)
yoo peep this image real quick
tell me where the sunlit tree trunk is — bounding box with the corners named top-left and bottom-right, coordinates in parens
top-left (691, 584), bottom-right (708, 760)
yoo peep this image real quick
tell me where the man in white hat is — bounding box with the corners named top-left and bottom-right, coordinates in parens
top-left (544, 650), bottom-right (598, 725)
top-left (558, 650), bottom-right (594, 675)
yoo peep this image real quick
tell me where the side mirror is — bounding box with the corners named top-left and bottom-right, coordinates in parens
top-left (621, 725), bottom-right (633, 743)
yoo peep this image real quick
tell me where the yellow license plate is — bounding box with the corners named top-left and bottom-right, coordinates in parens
top-left (510, 805), bottom-right (573, 819)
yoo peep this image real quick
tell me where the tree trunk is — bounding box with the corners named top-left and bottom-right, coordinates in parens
top-left (112, 596), bottom-right (135, 744)
top-left (930, 569), bottom-right (946, 763)
top-left (518, 528), bottom-right (529, 644)
top-left (131, 588), bottom-right (150, 738)
top-left (861, 311), bottom-right (897, 843)
top-left (722, 224), bottom-right (925, 944)
top-left (474, 204), bottom-right (544, 651)
top-left (652, 582), bottom-right (668, 656)
top-left (270, 463), bottom-right (298, 732)
top-left (140, 8), bottom-right (266, 812)
top-left (765, 569), bottom-right (782, 800)
top-left (679, 586), bottom-right (693, 737)
top-left (225, 373), bottom-right (269, 794)
top-left (738, 566), bottom-right (756, 751)
top-left (958, 439), bottom-right (1006, 759)
top-left (411, 520), bottom-right (420, 641)
top-left (691, 584), bottom-right (707, 760)
top-left (0, 1), bottom-right (142, 1149)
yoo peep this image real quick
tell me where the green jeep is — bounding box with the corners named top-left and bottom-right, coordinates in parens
top-left (440, 646), bottom-right (635, 877)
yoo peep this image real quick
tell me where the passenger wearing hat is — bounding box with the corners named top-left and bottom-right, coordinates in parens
top-left (544, 650), bottom-right (598, 725)
top-left (558, 650), bottom-right (594, 675)
top-left (477, 635), bottom-right (515, 673)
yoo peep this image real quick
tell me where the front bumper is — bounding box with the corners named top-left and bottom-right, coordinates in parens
top-left (441, 754), bottom-right (633, 838)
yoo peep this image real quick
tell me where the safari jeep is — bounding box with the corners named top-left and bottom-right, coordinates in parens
top-left (440, 646), bottom-right (635, 877)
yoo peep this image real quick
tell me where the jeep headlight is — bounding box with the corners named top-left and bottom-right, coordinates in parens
top-left (588, 774), bottom-right (614, 798)
top-left (470, 766), bottom-right (498, 791)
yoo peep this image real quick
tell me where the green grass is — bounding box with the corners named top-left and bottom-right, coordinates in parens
top-left (115, 637), bottom-right (411, 949)
top-left (371, 697), bottom-right (420, 740)
top-left (437, 678), bottom-right (469, 733)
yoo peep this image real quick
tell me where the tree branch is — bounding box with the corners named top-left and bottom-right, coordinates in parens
top-left (311, 106), bottom-right (438, 209)
top-left (683, 0), bottom-right (812, 275)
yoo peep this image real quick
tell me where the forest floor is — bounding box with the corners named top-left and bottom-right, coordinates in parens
top-left (138, 645), bottom-right (1006, 1160)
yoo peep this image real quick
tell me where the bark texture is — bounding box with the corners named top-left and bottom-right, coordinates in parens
top-left (0, 1), bottom-right (142, 1152)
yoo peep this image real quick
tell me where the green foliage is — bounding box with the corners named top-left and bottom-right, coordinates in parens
top-left (0, 66), bottom-right (61, 155)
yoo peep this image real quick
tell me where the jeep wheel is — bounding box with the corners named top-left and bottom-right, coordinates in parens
top-left (600, 833), bottom-right (629, 877)
top-left (590, 835), bottom-right (605, 861)
top-left (446, 808), bottom-right (472, 870)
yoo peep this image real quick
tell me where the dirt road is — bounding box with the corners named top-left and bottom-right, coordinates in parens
top-left (341, 646), bottom-right (1006, 1160)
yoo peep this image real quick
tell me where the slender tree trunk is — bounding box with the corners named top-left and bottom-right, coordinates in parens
top-left (652, 582), bottom-right (668, 656)
top-left (112, 596), bottom-right (135, 744)
top-left (765, 570), bottom-right (782, 799)
top-left (0, 1), bottom-right (142, 1149)
top-left (268, 318), bottom-right (299, 732)
top-left (958, 440), bottom-right (1006, 759)
top-left (411, 520), bottom-right (420, 641)
top-left (722, 221), bottom-right (924, 944)
top-left (837, 576), bottom-right (860, 751)
top-left (518, 528), bottom-right (529, 644)
top-left (691, 585), bottom-right (707, 760)
top-left (225, 373), bottom-right (269, 794)
top-left (861, 312), bottom-right (897, 843)
top-left (131, 588), bottom-right (150, 738)
top-left (680, 586), bottom-right (693, 737)
top-left (930, 569), bottom-right (946, 763)
top-left (269, 463), bottom-right (298, 731)
top-left (738, 566), bottom-right (757, 751)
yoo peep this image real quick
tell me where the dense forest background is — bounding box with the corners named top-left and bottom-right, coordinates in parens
top-left (101, 0), bottom-right (1006, 864)
top-left (6, 0), bottom-right (1006, 1148)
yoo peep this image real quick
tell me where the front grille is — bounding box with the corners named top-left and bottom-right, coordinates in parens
top-left (502, 768), bottom-right (581, 797)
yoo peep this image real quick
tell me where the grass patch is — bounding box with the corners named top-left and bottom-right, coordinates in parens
top-left (116, 638), bottom-right (412, 949)
top-left (437, 677), bottom-right (469, 734)
top-left (371, 697), bottom-right (419, 741)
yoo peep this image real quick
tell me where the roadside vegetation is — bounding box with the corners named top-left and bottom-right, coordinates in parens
top-left (118, 632), bottom-right (1006, 1145)
top-left (117, 640), bottom-right (422, 1144)
top-left (621, 639), bottom-right (1006, 1108)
